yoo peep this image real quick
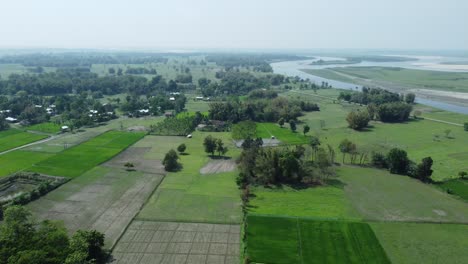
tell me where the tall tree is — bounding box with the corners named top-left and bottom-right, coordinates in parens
top-left (386, 148), bottom-right (410, 174)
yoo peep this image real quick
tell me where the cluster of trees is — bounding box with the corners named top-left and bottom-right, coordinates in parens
top-left (0, 93), bottom-right (116, 126)
top-left (339, 88), bottom-right (415, 105)
top-left (371, 148), bottom-right (434, 182)
top-left (206, 54), bottom-right (306, 72)
top-left (203, 135), bottom-right (228, 157)
top-left (0, 52), bottom-right (168, 67)
top-left (340, 88), bottom-right (414, 128)
top-left (237, 137), bottom-right (334, 186)
top-left (0, 206), bottom-right (107, 264)
top-left (124, 67), bottom-right (157, 75)
top-left (247, 89), bottom-right (278, 100)
top-left (150, 112), bottom-right (205, 136)
top-left (208, 97), bottom-right (318, 123)
top-left (121, 94), bottom-right (186, 115)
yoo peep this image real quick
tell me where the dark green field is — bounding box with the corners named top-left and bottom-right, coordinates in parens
top-left (246, 215), bottom-right (390, 264)
top-left (437, 179), bottom-right (468, 202)
top-left (0, 129), bottom-right (48, 152)
top-left (29, 130), bottom-right (145, 177)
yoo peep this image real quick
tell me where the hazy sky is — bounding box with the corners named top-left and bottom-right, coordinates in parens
top-left (1, 0), bottom-right (467, 50)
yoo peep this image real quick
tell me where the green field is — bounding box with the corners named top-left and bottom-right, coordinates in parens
top-left (0, 150), bottom-right (53, 177)
top-left (371, 222), bottom-right (468, 264)
top-left (339, 166), bottom-right (468, 223)
top-left (29, 130), bottom-right (145, 177)
top-left (280, 89), bottom-right (468, 181)
top-left (25, 122), bottom-right (62, 133)
top-left (304, 67), bottom-right (468, 93)
top-left (436, 178), bottom-right (468, 202)
top-left (136, 132), bottom-right (242, 223)
top-left (0, 129), bottom-right (48, 152)
top-left (248, 184), bottom-right (358, 220)
top-left (256, 123), bottom-right (309, 145)
top-left (246, 215), bottom-right (390, 264)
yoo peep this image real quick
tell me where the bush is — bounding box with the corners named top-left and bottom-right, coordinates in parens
top-left (346, 110), bottom-right (370, 130)
top-left (163, 149), bottom-right (180, 171)
top-left (371, 152), bottom-right (387, 168)
top-left (464, 122), bottom-right (468, 131)
top-left (377, 102), bottom-right (412, 123)
top-left (177, 143), bottom-right (186, 153)
top-left (386, 148), bottom-right (410, 175)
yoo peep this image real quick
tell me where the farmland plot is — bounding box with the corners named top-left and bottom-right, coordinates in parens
top-left (246, 215), bottom-right (390, 264)
top-left (111, 221), bottom-right (240, 264)
top-left (0, 129), bottom-right (48, 152)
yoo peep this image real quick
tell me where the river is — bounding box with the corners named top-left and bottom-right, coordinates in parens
top-left (271, 57), bottom-right (468, 114)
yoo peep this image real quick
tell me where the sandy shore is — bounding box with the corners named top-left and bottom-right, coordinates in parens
top-left (409, 89), bottom-right (468, 100)
top-left (412, 62), bottom-right (468, 71)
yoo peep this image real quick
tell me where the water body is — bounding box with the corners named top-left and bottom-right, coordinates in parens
top-left (271, 57), bottom-right (468, 114)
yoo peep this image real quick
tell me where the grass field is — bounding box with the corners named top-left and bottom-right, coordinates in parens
top-left (371, 222), bottom-right (468, 264)
top-left (256, 123), bottom-right (309, 145)
top-left (339, 166), bottom-right (468, 223)
top-left (0, 150), bottom-right (53, 177)
top-left (29, 131), bottom-right (145, 177)
top-left (280, 88), bottom-right (468, 181)
top-left (136, 132), bottom-right (242, 224)
top-left (304, 67), bottom-right (468, 93)
top-left (0, 129), bottom-right (48, 152)
top-left (246, 215), bottom-right (390, 264)
top-left (248, 184), bottom-right (358, 220)
top-left (436, 178), bottom-right (468, 202)
top-left (25, 122), bottom-right (62, 133)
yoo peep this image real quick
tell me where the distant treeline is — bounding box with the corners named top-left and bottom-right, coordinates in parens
top-left (206, 54), bottom-right (308, 72)
top-left (0, 52), bottom-right (169, 67)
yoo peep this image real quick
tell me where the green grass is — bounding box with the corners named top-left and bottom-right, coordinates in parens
top-left (246, 215), bottom-right (390, 264)
top-left (136, 132), bottom-right (242, 224)
top-left (436, 178), bottom-right (468, 202)
top-left (249, 184), bottom-right (358, 219)
top-left (309, 118), bottom-right (468, 181)
top-left (305, 67), bottom-right (468, 93)
top-left (25, 122), bottom-right (62, 133)
top-left (371, 222), bottom-right (468, 264)
top-left (339, 166), bottom-right (468, 223)
top-left (29, 131), bottom-right (145, 177)
top-left (0, 150), bottom-right (53, 177)
top-left (0, 129), bottom-right (48, 152)
top-left (256, 123), bottom-right (309, 145)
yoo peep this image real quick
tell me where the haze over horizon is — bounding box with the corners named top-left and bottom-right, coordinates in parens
top-left (1, 0), bottom-right (467, 51)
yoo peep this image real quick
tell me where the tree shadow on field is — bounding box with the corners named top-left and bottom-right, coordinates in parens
top-left (210, 156), bottom-right (232, 160)
top-left (325, 179), bottom-right (346, 189)
top-left (180, 152), bottom-right (190, 156)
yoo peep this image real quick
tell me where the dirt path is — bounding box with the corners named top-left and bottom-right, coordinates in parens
top-left (423, 117), bottom-right (463, 127)
top-left (0, 134), bottom-right (60, 156)
top-left (200, 160), bottom-right (236, 174)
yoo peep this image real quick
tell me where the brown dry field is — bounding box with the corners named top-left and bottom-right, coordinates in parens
top-left (199, 160), bottom-right (236, 175)
top-left (29, 146), bottom-right (165, 247)
top-left (110, 220), bottom-right (241, 264)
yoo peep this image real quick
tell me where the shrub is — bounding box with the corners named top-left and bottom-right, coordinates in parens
top-left (346, 110), bottom-right (370, 130)
top-left (163, 149), bottom-right (180, 171)
top-left (464, 122), bottom-right (468, 131)
top-left (386, 148), bottom-right (410, 175)
top-left (177, 143), bottom-right (186, 153)
top-left (377, 102), bottom-right (412, 122)
top-left (371, 152), bottom-right (387, 168)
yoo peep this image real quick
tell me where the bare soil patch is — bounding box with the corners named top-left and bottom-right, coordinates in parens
top-left (29, 169), bottom-right (164, 248)
top-left (104, 147), bottom-right (165, 174)
top-left (234, 138), bottom-right (281, 148)
top-left (200, 160), bottom-right (236, 175)
top-left (110, 220), bottom-right (240, 264)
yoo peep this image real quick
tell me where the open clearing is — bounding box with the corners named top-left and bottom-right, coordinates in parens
top-left (248, 184), bottom-right (359, 220)
top-left (28, 164), bottom-right (164, 247)
top-left (285, 89), bottom-right (468, 181)
top-left (256, 123), bottom-right (309, 145)
top-left (339, 167), bottom-right (468, 223)
top-left (246, 215), bottom-right (390, 264)
top-left (0, 150), bottom-right (53, 177)
top-left (111, 220), bottom-right (240, 264)
top-left (371, 222), bottom-right (468, 264)
top-left (29, 130), bottom-right (145, 177)
top-left (25, 122), bottom-right (62, 133)
top-left (136, 132), bottom-right (242, 224)
top-left (0, 129), bottom-right (48, 153)
top-left (200, 159), bottom-right (236, 174)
